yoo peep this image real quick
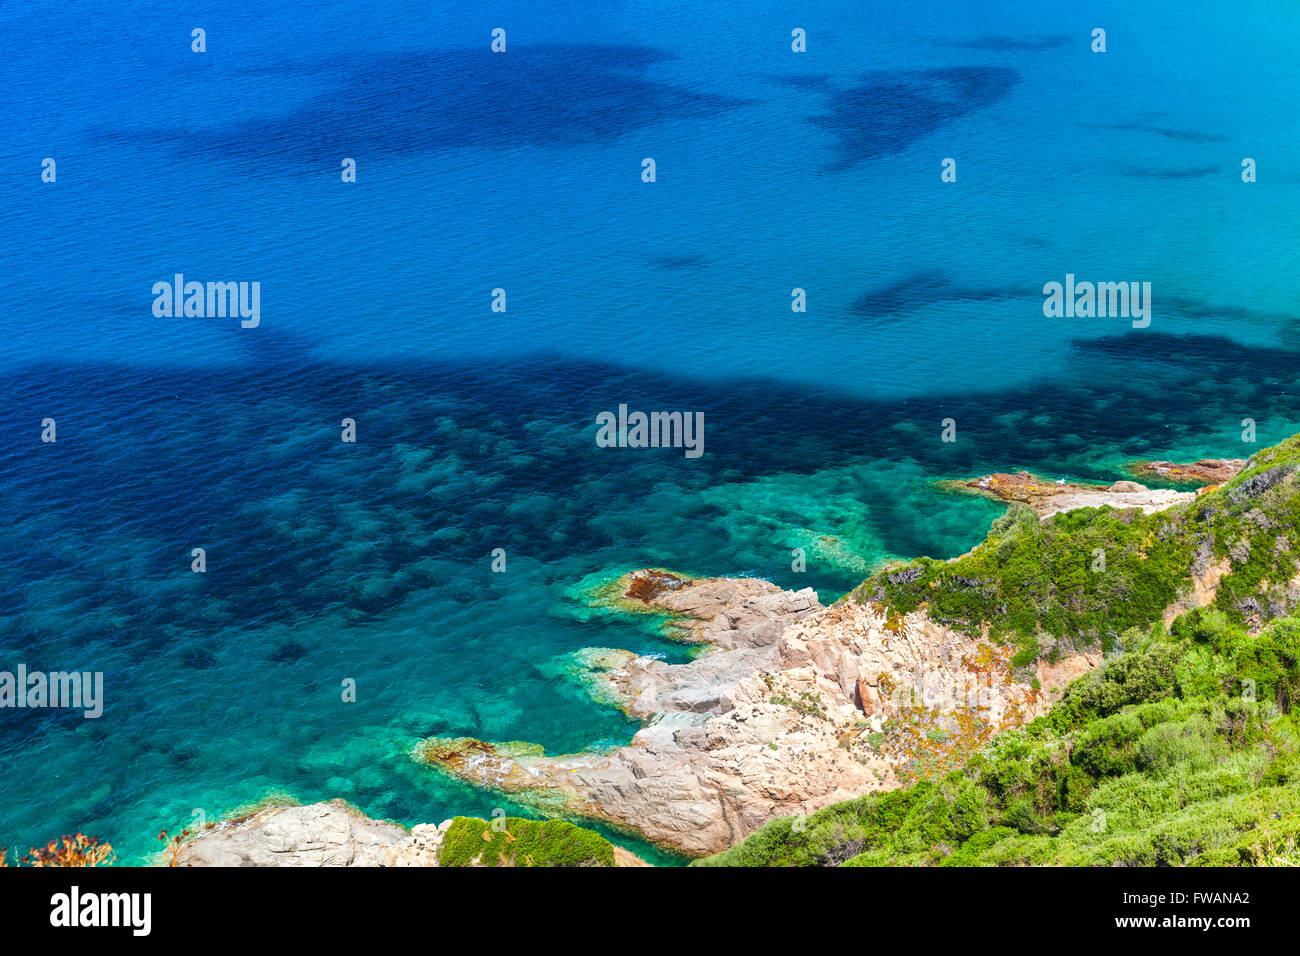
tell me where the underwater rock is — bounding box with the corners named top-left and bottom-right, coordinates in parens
top-left (269, 641), bottom-right (308, 663)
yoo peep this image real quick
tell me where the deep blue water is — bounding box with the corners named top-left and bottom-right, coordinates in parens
top-left (1, 0), bottom-right (1298, 863)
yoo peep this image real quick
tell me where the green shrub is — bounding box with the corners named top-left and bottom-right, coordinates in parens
top-left (437, 816), bottom-right (616, 867)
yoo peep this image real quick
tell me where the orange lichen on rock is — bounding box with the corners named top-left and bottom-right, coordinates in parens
top-left (1130, 458), bottom-right (1246, 486)
top-left (623, 569), bottom-right (689, 603)
top-left (881, 642), bottom-right (1038, 785)
top-left (942, 471), bottom-right (1106, 510)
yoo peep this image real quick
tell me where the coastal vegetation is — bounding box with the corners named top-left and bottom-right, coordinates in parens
top-left (697, 434), bottom-right (1300, 867)
top-left (854, 433), bottom-right (1300, 669)
top-left (696, 611), bottom-right (1300, 866)
top-left (436, 815), bottom-right (617, 867)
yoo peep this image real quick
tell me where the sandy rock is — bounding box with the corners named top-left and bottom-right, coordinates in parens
top-left (1108, 480), bottom-right (1147, 493)
top-left (177, 801), bottom-right (415, 867)
top-left (1037, 487), bottom-right (1192, 519)
top-left (1162, 557), bottom-right (1234, 627)
top-left (613, 845), bottom-right (652, 867)
top-left (1036, 652), bottom-right (1103, 698)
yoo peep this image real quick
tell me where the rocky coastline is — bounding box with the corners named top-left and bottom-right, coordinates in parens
top-left (1127, 457), bottom-right (1246, 488)
top-left (182, 456), bottom-right (1243, 864)
top-left (940, 471), bottom-right (1195, 519)
top-left (414, 457), bottom-right (1239, 857)
top-left (177, 800), bottom-right (646, 867)
top-left (414, 569), bottom-right (1094, 855)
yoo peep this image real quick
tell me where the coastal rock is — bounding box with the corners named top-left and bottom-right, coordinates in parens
top-left (177, 801), bottom-right (416, 867)
top-left (1108, 480), bottom-right (1146, 493)
top-left (1036, 651), bottom-right (1103, 698)
top-left (944, 471), bottom-right (1194, 519)
top-left (381, 822), bottom-right (450, 867)
top-left (178, 803), bottom-right (644, 867)
top-left (1129, 458), bottom-right (1247, 486)
top-left (417, 572), bottom-right (1078, 857)
top-left (1162, 556), bottom-right (1234, 628)
top-left (624, 568), bottom-right (690, 603)
top-left (613, 845), bottom-right (652, 867)
top-left (624, 568), bottom-right (820, 650)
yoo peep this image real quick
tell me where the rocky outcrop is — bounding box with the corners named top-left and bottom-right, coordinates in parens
top-left (175, 800), bottom-right (644, 867)
top-left (176, 801), bottom-right (435, 867)
top-left (416, 571), bottom-right (1088, 857)
top-left (943, 471), bottom-right (1194, 519)
top-left (1129, 458), bottom-right (1246, 487)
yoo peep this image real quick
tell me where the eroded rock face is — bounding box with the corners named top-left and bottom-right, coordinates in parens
top-left (626, 569), bottom-right (821, 650)
top-left (416, 572), bottom-right (1088, 857)
top-left (1161, 556), bottom-right (1235, 628)
top-left (177, 801), bottom-right (430, 867)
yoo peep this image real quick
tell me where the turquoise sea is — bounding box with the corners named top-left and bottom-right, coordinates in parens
top-left (1, 0), bottom-right (1298, 863)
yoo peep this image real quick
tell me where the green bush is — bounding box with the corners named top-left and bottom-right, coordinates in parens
top-left (437, 816), bottom-right (617, 868)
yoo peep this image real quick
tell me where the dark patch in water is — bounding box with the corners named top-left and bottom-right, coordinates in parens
top-left (1089, 122), bottom-right (1228, 144)
top-left (850, 270), bottom-right (1030, 316)
top-left (650, 254), bottom-right (709, 270)
top-left (182, 647), bottom-right (217, 669)
top-left (810, 67), bottom-right (1019, 168)
top-left (1122, 164), bottom-right (1221, 180)
top-left (938, 35), bottom-right (1069, 52)
top-left (99, 45), bottom-right (752, 161)
top-left (766, 73), bottom-right (835, 90)
top-left (270, 641), bottom-right (308, 663)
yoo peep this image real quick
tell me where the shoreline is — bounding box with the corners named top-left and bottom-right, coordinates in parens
top-left (414, 570), bottom-right (1086, 855)
top-left (414, 456), bottom-right (1238, 857)
top-left (175, 455), bottom-right (1240, 864)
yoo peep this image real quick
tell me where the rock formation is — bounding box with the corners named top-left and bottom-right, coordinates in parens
top-left (416, 570), bottom-right (1094, 856)
top-left (176, 800), bottom-right (643, 867)
top-left (176, 801), bottom-right (435, 867)
top-left (1128, 458), bottom-right (1246, 486)
top-left (942, 471), bottom-right (1195, 518)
